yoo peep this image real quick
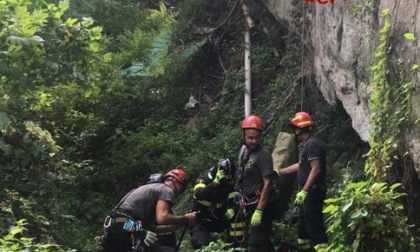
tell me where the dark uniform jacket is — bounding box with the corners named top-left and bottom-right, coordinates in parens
top-left (191, 173), bottom-right (235, 225)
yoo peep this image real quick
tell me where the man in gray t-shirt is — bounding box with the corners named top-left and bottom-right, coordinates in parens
top-left (102, 169), bottom-right (197, 252)
top-left (118, 183), bottom-right (175, 231)
top-left (236, 115), bottom-right (277, 252)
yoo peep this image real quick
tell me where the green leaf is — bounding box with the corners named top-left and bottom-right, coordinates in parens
top-left (342, 199), bottom-right (354, 212)
top-left (0, 139), bottom-right (12, 155)
top-left (323, 204), bottom-right (338, 214)
top-left (403, 33), bottom-right (416, 41)
top-left (65, 17), bottom-right (78, 26)
top-left (412, 64), bottom-right (419, 70)
top-left (389, 183), bottom-right (402, 190)
top-left (350, 209), bottom-right (363, 219)
top-left (0, 111), bottom-right (11, 132)
top-left (345, 181), bottom-right (368, 190)
top-left (381, 8), bottom-right (391, 17)
top-left (89, 42), bottom-right (100, 52)
top-left (28, 35), bottom-right (44, 45)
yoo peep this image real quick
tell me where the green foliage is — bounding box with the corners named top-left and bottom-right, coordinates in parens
top-left (0, 0), bottom-right (110, 250)
top-left (323, 9), bottom-right (416, 251)
top-left (365, 8), bottom-right (413, 179)
top-left (349, 0), bottom-right (380, 15)
top-left (1, 0), bottom-right (415, 251)
top-left (68, 0), bottom-right (146, 36)
top-left (199, 239), bottom-right (245, 252)
top-left (324, 181), bottom-right (413, 252)
top-left (0, 0), bottom-right (104, 168)
top-left (0, 219), bottom-right (73, 252)
top-left (404, 33), bottom-right (416, 41)
top-left (0, 189), bottom-right (74, 250)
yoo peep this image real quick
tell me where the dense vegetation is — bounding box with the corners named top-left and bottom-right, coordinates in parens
top-left (0, 0), bottom-right (418, 251)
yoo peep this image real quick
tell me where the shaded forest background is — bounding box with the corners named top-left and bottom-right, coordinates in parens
top-left (0, 0), bottom-right (418, 251)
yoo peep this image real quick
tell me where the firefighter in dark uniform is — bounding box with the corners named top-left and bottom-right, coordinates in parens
top-left (277, 112), bottom-right (328, 252)
top-left (236, 115), bottom-right (277, 252)
top-left (102, 169), bottom-right (197, 252)
top-left (189, 158), bottom-right (243, 249)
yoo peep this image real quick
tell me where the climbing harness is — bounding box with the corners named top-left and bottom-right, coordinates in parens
top-left (231, 190), bottom-right (261, 244)
top-left (122, 219), bottom-right (144, 252)
top-left (232, 192), bottom-right (247, 244)
top-left (102, 187), bottom-right (146, 252)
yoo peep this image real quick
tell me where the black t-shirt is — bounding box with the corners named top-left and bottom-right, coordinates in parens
top-left (298, 135), bottom-right (327, 189)
top-left (117, 183), bottom-right (175, 230)
top-left (238, 145), bottom-right (276, 197)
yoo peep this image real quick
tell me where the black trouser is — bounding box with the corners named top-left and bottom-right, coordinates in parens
top-left (157, 232), bottom-right (176, 249)
top-left (245, 203), bottom-right (275, 252)
top-left (297, 188), bottom-right (328, 249)
top-left (189, 218), bottom-right (227, 249)
top-left (189, 207), bottom-right (244, 248)
top-left (103, 222), bottom-right (174, 252)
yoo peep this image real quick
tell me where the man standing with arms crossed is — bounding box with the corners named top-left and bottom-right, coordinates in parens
top-left (277, 112), bottom-right (328, 252)
top-left (236, 115), bottom-right (277, 252)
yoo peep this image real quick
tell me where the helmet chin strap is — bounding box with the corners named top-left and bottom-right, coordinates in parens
top-left (292, 126), bottom-right (313, 141)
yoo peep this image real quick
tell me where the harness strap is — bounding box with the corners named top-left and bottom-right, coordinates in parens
top-left (232, 192), bottom-right (247, 244)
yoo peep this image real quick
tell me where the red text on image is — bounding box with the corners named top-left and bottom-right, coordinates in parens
top-left (305, 0), bottom-right (337, 4)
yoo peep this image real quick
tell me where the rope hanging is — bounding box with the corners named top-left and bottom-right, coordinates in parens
top-left (300, 1), bottom-right (307, 112)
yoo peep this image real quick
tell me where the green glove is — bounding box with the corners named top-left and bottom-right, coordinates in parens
top-left (214, 169), bottom-right (225, 184)
top-left (225, 208), bottom-right (234, 220)
top-left (294, 190), bottom-right (308, 205)
top-left (250, 209), bottom-right (263, 227)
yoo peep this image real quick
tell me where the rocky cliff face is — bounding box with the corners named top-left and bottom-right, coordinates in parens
top-left (263, 0), bottom-right (420, 174)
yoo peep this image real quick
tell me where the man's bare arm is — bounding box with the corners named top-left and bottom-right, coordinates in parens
top-left (301, 159), bottom-right (321, 192)
top-left (256, 176), bottom-right (273, 211)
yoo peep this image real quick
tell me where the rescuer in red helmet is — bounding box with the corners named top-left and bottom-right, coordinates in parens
top-left (277, 112), bottom-right (328, 252)
top-left (102, 168), bottom-right (197, 252)
top-left (235, 114), bottom-right (277, 252)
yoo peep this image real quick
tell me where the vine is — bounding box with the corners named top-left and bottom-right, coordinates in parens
top-left (364, 8), bottom-right (413, 180)
top-left (323, 8), bottom-right (415, 251)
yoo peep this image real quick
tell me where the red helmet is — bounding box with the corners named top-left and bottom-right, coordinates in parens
top-left (241, 115), bottom-right (263, 131)
top-left (290, 112), bottom-right (314, 128)
top-left (164, 169), bottom-right (188, 187)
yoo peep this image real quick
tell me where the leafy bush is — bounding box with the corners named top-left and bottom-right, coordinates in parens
top-left (0, 219), bottom-right (74, 252)
top-left (199, 239), bottom-right (245, 252)
top-left (0, 189), bottom-right (75, 251)
top-left (323, 181), bottom-right (414, 251)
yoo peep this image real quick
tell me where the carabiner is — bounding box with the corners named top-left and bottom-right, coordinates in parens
top-left (103, 215), bottom-right (112, 228)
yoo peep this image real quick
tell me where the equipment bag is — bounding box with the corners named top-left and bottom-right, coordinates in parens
top-left (271, 132), bottom-right (298, 220)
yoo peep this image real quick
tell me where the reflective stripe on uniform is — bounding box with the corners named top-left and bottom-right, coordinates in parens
top-left (228, 192), bottom-right (237, 199)
top-left (230, 230), bottom-right (245, 236)
top-left (193, 183), bottom-right (206, 191)
top-left (230, 222), bottom-right (246, 228)
top-left (198, 200), bottom-right (212, 206)
top-left (298, 238), bottom-right (311, 249)
top-left (314, 243), bottom-right (328, 252)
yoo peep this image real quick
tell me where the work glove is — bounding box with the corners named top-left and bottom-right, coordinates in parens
top-left (250, 209), bottom-right (263, 227)
top-left (294, 190), bottom-right (308, 206)
top-left (225, 208), bottom-right (235, 220)
top-left (214, 169), bottom-right (225, 184)
top-left (141, 230), bottom-right (158, 247)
